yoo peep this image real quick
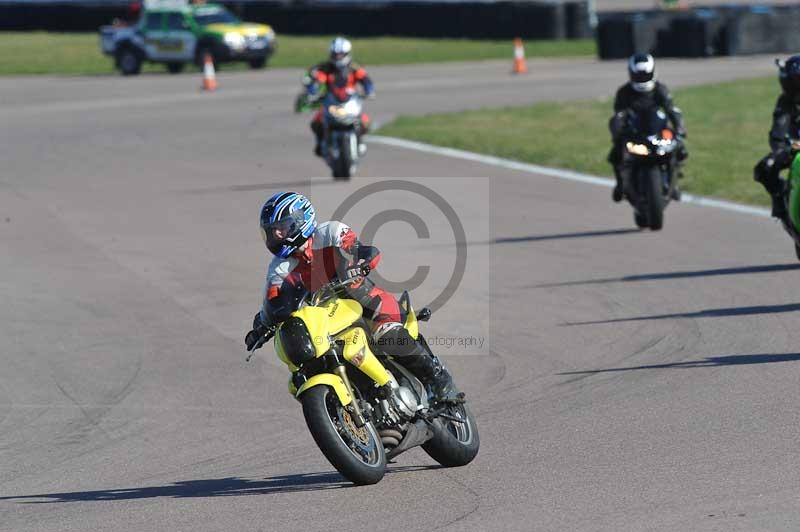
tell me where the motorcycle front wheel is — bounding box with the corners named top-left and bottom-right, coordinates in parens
top-left (332, 132), bottom-right (355, 180)
top-left (301, 385), bottom-right (386, 485)
top-left (644, 166), bottom-right (665, 231)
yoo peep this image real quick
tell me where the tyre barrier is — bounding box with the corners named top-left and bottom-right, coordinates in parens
top-left (0, 3), bottom-right (129, 31)
top-left (597, 4), bottom-right (800, 59)
top-left (596, 12), bottom-right (673, 59)
top-left (0, 0), bottom-right (591, 40)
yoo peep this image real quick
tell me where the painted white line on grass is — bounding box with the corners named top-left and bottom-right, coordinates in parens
top-left (370, 135), bottom-right (771, 219)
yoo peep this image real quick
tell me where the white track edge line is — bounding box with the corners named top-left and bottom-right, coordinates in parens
top-left (370, 135), bottom-right (771, 219)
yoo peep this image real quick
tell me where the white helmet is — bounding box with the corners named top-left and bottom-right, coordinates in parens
top-left (329, 36), bottom-right (352, 69)
top-left (628, 53), bottom-right (656, 93)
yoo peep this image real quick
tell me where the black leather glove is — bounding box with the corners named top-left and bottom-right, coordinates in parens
top-left (245, 328), bottom-right (266, 351)
top-left (344, 262), bottom-right (370, 281)
top-left (677, 140), bottom-right (689, 162)
top-left (245, 312), bottom-right (271, 351)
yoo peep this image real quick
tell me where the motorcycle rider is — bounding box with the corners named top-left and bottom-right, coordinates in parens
top-left (303, 37), bottom-right (374, 157)
top-left (245, 192), bottom-right (460, 404)
top-left (753, 55), bottom-right (800, 220)
top-left (608, 53), bottom-right (688, 202)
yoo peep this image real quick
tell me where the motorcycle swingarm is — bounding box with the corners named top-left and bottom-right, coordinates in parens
top-left (385, 418), bottom-right (434, 460)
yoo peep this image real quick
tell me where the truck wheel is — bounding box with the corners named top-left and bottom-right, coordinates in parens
top-left (248, 57), bottom-right (267, 69)
top-left (116, 47), bottom-right (142, 76)
top-left (166, 62), bottom-right (185, 74)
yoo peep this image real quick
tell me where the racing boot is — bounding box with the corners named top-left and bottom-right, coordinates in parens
top-left (313, 136), bottom-right (323, 157)
top-left (755, 154), bottom-right (786, 220)
top-left (376, 326), bottom-right (463, 403)
top-left (771, 192), bottom-right (787, 220)
top-left (311, 122), bottom-right (324, 157)
top-left (427, 363), bottom-right (461, 404)
top-left (357, 118), bottom-right (369, 157)
top-left (402, 349), bottom-right (462, 404)
top-left (612, 166), bottom-right (624, 203)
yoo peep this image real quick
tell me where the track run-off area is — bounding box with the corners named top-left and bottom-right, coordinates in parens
top-left (2, 56), bottom-right (799, 531)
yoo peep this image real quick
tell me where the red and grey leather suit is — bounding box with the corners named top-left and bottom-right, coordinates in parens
top-left (305, 62), bottom-right (373, 140)
top-left (261, 221), bottom-right (418, 351)
top-left (259, 220), bottom-right (456, 398)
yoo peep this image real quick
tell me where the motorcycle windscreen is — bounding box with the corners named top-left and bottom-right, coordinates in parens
top-left (289, 306), bottom-right (335, 358)
top-left (292, 299), bottom-right (363, 339)
top-left (320, 299), bottom-right (363, 335)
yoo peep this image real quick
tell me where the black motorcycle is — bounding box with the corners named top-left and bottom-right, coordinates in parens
top-left (620, 108), bottom-right (681, 231)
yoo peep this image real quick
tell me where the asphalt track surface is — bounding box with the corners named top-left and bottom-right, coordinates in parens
top-left (2, 56), bottom-right (798, 532)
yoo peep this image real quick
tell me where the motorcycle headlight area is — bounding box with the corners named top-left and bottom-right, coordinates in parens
top-left (277, 317), bottom-right (318, 366)
top-left (626, 142), bottom-right (650, 156)
top-left (327, 105), bottom-right (348, 118)
top-left (224, 32), bottom-right (246, 51)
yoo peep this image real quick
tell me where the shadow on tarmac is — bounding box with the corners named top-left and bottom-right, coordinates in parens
top-left (0, 465), bottom-right (442, 503)
top-left (493, 228), bottom-right (640, 245)
top-left (563, 303), bottom-right (800, 326)
top-left (535, 263), bottom-right (800, 288)
top-left (183, 177), bottom-right (334, 195)
top-left (557, 353), bottom-right (800, 376)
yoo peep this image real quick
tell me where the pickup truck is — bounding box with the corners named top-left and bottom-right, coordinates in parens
top-left (100, 1), bottom-right (276, 75)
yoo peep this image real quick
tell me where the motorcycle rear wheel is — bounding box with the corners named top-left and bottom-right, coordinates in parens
top-left (422, 402), bottom-right (480, 467)
top-left (301, 385), bottom-right (386, 485)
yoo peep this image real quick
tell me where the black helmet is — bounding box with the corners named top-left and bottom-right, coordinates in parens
top-left (628, 53), bottom-right (656, 93)
top-left (778, 55), bottom-right (800, 97)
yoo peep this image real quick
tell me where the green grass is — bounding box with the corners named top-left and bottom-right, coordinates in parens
top-left (0, 32), bottom-right (594, 75)
top-left (378, 76), bottom-right (778, 206)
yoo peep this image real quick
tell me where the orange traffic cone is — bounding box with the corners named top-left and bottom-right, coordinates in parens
top-left (512, 37), bottom-right (527, 74)
top-left (201, 53), bottom-right (217, 91)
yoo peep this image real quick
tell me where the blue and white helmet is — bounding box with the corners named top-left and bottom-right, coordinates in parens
top-left (260, 192), bottom-right (317, 258)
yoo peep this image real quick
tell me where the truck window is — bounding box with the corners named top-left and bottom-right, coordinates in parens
top-left (144, 13), bottom-right (163, 30)
top-left (194, 8), bottom-right (239, 25)
top-left (166, 13), bottom-right (188, 30)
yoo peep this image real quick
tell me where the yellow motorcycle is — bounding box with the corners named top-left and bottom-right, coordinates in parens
top-left (247, 271), bottom-right (479, 485)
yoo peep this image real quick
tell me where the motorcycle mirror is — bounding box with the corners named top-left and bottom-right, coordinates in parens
top-left (417, 307), bottom-right (432, 322)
